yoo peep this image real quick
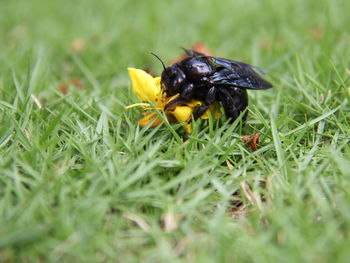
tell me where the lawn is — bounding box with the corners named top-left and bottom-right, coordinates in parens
top-left (0, 0), bottom-right (350, 262)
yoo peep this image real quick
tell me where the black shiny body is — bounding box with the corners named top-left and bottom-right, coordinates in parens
top-left (161, 50), bottom-right (272, 122)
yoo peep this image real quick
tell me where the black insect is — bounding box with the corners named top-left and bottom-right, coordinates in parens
top-left (152, 49), bottom-right (272, 123)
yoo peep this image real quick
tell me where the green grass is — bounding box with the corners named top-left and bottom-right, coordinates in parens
top-left (1, 0), bottom-right (350, 262)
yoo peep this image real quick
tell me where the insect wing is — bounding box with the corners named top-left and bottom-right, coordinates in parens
top-left (207, 57), bottom-right (272, 90)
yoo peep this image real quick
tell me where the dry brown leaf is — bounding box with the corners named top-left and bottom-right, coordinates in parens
top-left (259, 39), bottom-right (273, 50)
top-left (190, 42), bottom-right (213, 56)
top-left (160, 212), bottom-right (179, 232)
top-left (226, 160), bottom-right (234, 170)
top-left (31, 94), bottom-right (42, 109)
top-left (70, 78), bottom-right (82, 88)
top-left (59, 79), bottom-right (83, 95)
top-left (241, 132), bottom-right (261, 151)
top-left (309, 26), bottom-right (323, 40)
top-left (59, 82), bottom-right (69, 95)
top-left (319, 93), bottom-right (324, 104)
top-left (240, 181), bottom-right (263, 211)
top-left (170, 42), bottom-right (214, 64)
top-left (71, 39), bottom-right (86, 53)
top-left (123, 213), bottom-right (150, 233)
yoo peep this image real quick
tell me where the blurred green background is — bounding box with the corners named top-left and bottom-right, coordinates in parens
top-left (2, 0), bottom-right (349, 74)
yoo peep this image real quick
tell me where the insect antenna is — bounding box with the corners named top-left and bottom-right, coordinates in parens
top-left (150, 52), bottom-right (166, 71)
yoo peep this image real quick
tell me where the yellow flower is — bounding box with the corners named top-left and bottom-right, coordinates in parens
top-left (126, 68), bottom-right (220, 133)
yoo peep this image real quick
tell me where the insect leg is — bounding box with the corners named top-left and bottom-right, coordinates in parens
top-left (164, 97), bottom-right (188, 110)
top-left (193, 87), bottom-right (217, 119)
top-left (218, 88), bottom-right (246, 123)
top-left (164, 83), bottom-right (194, 110)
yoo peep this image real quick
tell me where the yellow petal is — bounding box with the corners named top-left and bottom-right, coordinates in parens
top-left (128, 68), bottom-right (162, 103)
top-left (214, 108), bottom-right (222, 119)
top-left (200, 109), bottom-right (210, 119)
top-left (154, 77), bottom-right (161, 87)
top-left (178, 99), bottom-right (212, 119)
top-left (183, 123), bottom-right (193, 134)
top-left (124, 103), bottom-right (151, 109)
top-left (171, 106), bottom-right (193, 123)
top-left (139, 112), bottom-right (163, 127)
top-left (185, 100), bottom-right (202, 108)
top-left (199, 103), bottom-right (222, 119)
top-left (171, 106), bottom-right (194, 134)
top-left (200, 104), bottom-right (214, 119)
